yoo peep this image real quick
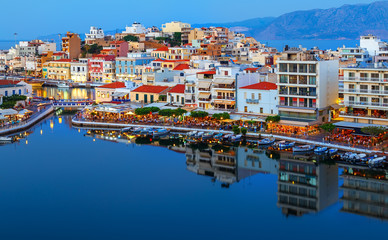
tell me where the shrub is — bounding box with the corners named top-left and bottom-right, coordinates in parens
top-left (265, 115), bottom-right (280, 123)
top-left (190, 111), bottom-right (208, 118)
top-left (232, 125), bottom-right (241, 135)
top-left (212, 112), bottom-right (230, 120)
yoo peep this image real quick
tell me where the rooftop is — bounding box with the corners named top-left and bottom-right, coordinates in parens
top-left (240, 82), bottom-right (277, 90)
top-left (98, 82), bottom-right (126, 89)
top-left (173, 64), bottom-right (190, 71)
top-left (168, 84), bottom-right (185, 94)
top-left (132, 85), bottom-right (169, 93)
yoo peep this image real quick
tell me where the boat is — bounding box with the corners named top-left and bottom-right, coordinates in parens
top-left (187, 131), bottom-right (198, 137)
top-left (26, 80), bottom-right (44, 87)
top-left (153, 129), bottom-right (170, 137)
top-left (230, 134), bottom-right (242, 143)
top-left (314, 146), bottom-right (328, 153)
top-left (368, 156), bottom-right (386, 168)
top-left (328, 148), bottom-right (338, 155)
top-left (213, 133), bottom-right (224, 140)
top-left (57, 82), bottom-right (70, 88)
top-left (202, 132), bottom-right (214, 140)
top-left (257, 138), bottom-right (275, 146)
top-left (195, 132), bottom-right (204, 138)
top-left (132, 127), bottom-right (143, 135)
top-left (222, 134), bottom-right (233, 141)
top-left (121, 127), bottom-right (133, 132)
top-left (0, 137), bottom-right (13, 143)
top-left (278, 141), bottom-right (295, 150)
top-left (293, 145), bottom-right (315, 152)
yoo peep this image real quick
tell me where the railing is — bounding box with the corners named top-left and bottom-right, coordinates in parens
top-left (339, 77), bottom-right (388, 83)
top-left (340, 88), bottom-right (388, 95)
top-left (279, 91), bottom-right (317, 96)
top-left (246, 99), bottom-right (259, 104)
top-left (214, 96), bottom-right (235, 100)
top-left (339, 113), bottom-right (388, 120)
top-left (343, 101), bottom-right (388, 107)
top-left (185, 90), bottom-right (194, 93)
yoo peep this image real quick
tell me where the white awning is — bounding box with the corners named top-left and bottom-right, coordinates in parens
top-left (18, 109), bottom-right (33, 115)
top-left (198, 81), bottom-right (211, 88)
top-left (198, 92), bottom-right (211, 99)
top-left (112, 92), bottom-right (128, 97)
top-left (0, 109), bottom-right (18, 116)
top-left (278, 107), bottom-right (316, 114)
top-left (214, 78), bottom-right (234, 85)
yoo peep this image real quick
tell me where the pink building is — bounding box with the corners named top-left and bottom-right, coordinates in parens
top-left (88, 54), bottom-right (116, 82)
top-left (110, 41), bottom-right (129, 57)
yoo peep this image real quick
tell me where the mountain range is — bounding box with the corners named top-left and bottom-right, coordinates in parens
top-left (194, 1), bottom-right (388, 40)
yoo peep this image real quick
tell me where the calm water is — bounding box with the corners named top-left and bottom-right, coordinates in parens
top-left (0, 115), bottom-right (387, 239)
top-left (33, 87), bottom-right (95, 100)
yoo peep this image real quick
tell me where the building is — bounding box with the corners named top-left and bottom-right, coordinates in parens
top-left (141, 68), bottom-right (182, 86)
top-left (88, 54), bottom-right (116, 83)
top-left (167, 84), bottom-right (185, 106)
top-left (277, 50), bottom-right (339, 126)
top-left (95, 82), bottom-right (128, 103)
top-left (339, 46), bottom-right (370, 63)
top-left (339, 62), bottom-right (388, 126)
top-left (0, 80), bottom-right (32, 98)
top-left (105, 41), bottom-right (129, 57)
top-left (42, 59), bottom-right (74, 80)
top-left (151, 47), bottom-right (169, 59)
top-left (360, 35), bottom-right (388, 61)
top-left (211, 67), bottom-right (238, 111)
top-left (62, 32), bottom-right (81, 59)
top-left (130, 85), bottom-right (169, 104)
top-left (122, 22), bottom-right (147, 34)
top-left (71, 58), bottom-right (89, 83)
top-left (85, 26), bottom-right (105, 45)
top-left (161, 21), bottom-right (191, 34)
top-left (237, 82), bottom-right (278, 115)
top-left (116, 53), bottom-right (155, 80)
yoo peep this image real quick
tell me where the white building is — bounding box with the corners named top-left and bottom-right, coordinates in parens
top-left (0, 81), bottom-right (32, 98)
top-left (37, 42), bottom-right (56, 55)
top-left (167, 84), bottom-right (185, 106)
top-left (237, 82), bottom-right (278, 115)
top-left (277, 50), bottom-right (339, 126)
top-left (71, 58), bottom-right (89, 83)
top-left (123, 22), bottom-right (147, 34)
top-left (85, 26), bottom-right (105, 44)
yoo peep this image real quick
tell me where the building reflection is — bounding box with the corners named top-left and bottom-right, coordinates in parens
top-left (33, 87), bottom-right (95, 100)
top-left (277, 152), bottom-right (338, 216)
top-left (340, 166), bottom-right (388, 220)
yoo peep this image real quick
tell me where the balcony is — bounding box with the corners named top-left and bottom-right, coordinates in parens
top-left (339, 76), bottom-right (388, 83)
top-left (279, 91), bottom-right (317, 97)
top-left (340, 88), bottom-right (388, 95)
top-left (339, 112), bottom-right (388, 121)
top-left (246, 99), bottom-right (259, 104)
top-left (343, 101), bottom-right (388, 108)
top-left (185, 90), bottom-right (194, 94)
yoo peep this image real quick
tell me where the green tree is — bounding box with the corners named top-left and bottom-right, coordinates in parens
top-left (361, 126), bottom-right (387, 136)
top-left (174, 108), bottom-right (187, 116)
top-left (212, 112), bottom-right (230, 120)
top-left (265, 115), bottom-right (280, 123)
top-left (190, 111), bottom-right (208, 118)
top-left (241, 127), bottom-right (247, 136)
top-left (319, 123), bottom-right (336, 133)
top-left (158, 109), bottom-right (173, 117)
top-left (88, 44), bottom-right (103, 54)
top-left (123, 35), bottom-right (139, 42)
top-left (232, 125), bottom-right (241, 135)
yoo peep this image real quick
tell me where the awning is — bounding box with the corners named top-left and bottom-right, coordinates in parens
top-left (0, 115), bottom-right (7, 120)
top-left (198, 92), bottom-right (211, 99)
top-left (214, 78), bottom-right (234, 85)
top-left (0, 109), bottom-right (18, 116)
top-left (112, 92), bottom-right (128, 97)
top-left (18, 109), bottom-right (33, 115)
top-left (333, 121), bottom-right (386, 129)
top-left (330, 104), bottom-right (342, 110)
top-left (278, 107), bottom-right (316, 114)
top-left (198, 81), bottom-right (211, 88)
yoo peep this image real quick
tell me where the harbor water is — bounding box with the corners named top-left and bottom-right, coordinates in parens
top-left (0, 115), bottom-right (387, 239)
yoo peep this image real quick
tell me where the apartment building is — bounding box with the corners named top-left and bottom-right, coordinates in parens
top-left (62, 32), bottom-right (81, 59)
top-left (360, 35), bottom-right (388, 62)
top-left (237, 82), bottom-right (278, 115)
top-left (85, 26), bottom-right (105, 45)
top-left (42, 59), bottom-right (74, 80)
top-left (88, 54), bottom-right (116, 83)
top-left (339, 62), bottom-right (388, 126)
top-left (211, 67), bottom-right (238, 111)
top-left (161, 21), bottom-right (191, 35)
top-left (277, 50), bottom-right (339, 126)
top-left (71, 58), bottom-right (89, 83)
top-left (116, 53), bottom-right (154, 80)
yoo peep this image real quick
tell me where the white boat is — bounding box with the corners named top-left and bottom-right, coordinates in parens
top-left (195, 132), bottom-right (204, 138)
top-left (202, 132), bottom-right (214, 140)
top-left (314, 146), bottom-right (328, 153)
top-left (153, 129), bottom-right (170, 137)
top-left (258, 138), bottom-right (275, 145)
top-left (293, 145), bottom-right (315, 152)
top-left (132, 127), bottom-right (143, 135)
top-left (0, 137), bottom-right (13, 143)
top-left (278, 141), bottom-right (295, 150)
top-left (328, 148), bottom-right (338, 155)
top-left (368, 156), bottom-right (386, 168)
top-left (57, 82), bottom-right (70, 88)
top-left (187, 131), bottom-right (198, 137)
top-left (231, 134), bottom-right (242, 142)
top-left (223, 134), bottom-right (233, 141)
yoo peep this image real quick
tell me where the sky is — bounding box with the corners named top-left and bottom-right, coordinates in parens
top-left (0, 0), bottom-right (380, 40)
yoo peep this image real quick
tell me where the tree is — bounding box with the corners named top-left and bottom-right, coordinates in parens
top-left (212, 112), bottom-right (230, 120)
top-left (265, 115), bottom-right (280, 123)
top-left (158, 109), bottom-right (173, 117)
top-left (190, 111), bottom-right (208, 118)
top-left (232, 125), bottom-right (241, 135)
top-left (123, 35), bottom-right (139, 42)
top-left (361, 126), bottom-right (387, 136)
top-left (135, 107), bottom-right (160, 115)
top-left (319, 123), bottom-right (336, 133)
top-left (174, 108), bottom-right (187, 116)
top-left (241, 127), bottom-right (247, 136)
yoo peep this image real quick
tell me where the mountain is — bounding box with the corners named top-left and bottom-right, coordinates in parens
top-left (197, 1), bottom-right (388, 40)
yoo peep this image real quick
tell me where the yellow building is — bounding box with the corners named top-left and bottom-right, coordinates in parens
top-left (42, 59), bottom-right (74, 80)
top-left (161, 21), bottom-right (191, 34)
top-left (130, 85), bottom-right (169, 104)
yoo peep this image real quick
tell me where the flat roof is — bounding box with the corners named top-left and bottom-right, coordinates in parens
top-left (333, 121), bottom-right (386, 129)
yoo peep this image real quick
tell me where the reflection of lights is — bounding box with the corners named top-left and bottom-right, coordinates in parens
top-left (93, 139), bottom-right (95, 142)
top-left (25, 140), bottom-right (28, 145)
top-left (78, 129), bottom-right (80, 133)
top-left (58, 117), bottom-right (62, 124)
top-left (40, 129), bottom-right (43, 135)
top-left (50, 120), bottom-right (54, 129)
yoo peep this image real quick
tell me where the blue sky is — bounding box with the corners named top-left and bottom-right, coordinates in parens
top-left (0, 0), bottom-right (379, 39)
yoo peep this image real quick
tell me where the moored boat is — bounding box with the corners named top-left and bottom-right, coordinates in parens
top-left (314, 146), bottom-right (328, 153)
top-left (57, 82), bottom-right (70, 88)
top-left (293, 145), bottom-right (315, 152)
top-left (0, 137), bottom-right (13, 143)
top-left (257, 138), bottom-right (275, 146)
top-left (202, 132), bottom-right (214, 140)
top-left (153, 128), bottom-right (170, 137)
top-left (328, 148), bottom-right (338, 155)
top-left (277, 141), bottom-right (295, 150)
top-left (230, 134), bottom-right (242, 143)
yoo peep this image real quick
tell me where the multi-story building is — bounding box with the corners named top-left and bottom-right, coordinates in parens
top-left (360, 35), bottom-right (388, 62)
top-left (42, 59), bottom-right (74, 81)
top-left (116, 53), bottom-right (154, 80)
top-left (88, 54), bottom-right (116, 83)
top-left (211, 67), bottom-right (238, 111)
top-left (237, 82), bottom-right (278, 115)
top-left (196, 70), bottom-right (215, 110)
top-left (122, 22), bottom-right (147, 34)
top-left (277, 50), bottom-right (339, 126)
top-left (62, 32), bottom-right (81, 59)
top-left (71, 58), bottom-right (89, 83)
top-left (161, 21), bottom-right (191, 35)
top-left (130, 85), bottom-right (170, 104)
top-left (167, 84), bottom-right (185, 106)
top-left (166, 46), bottom-right (198, 60)
top-left (85, 26), bottom-right (105, 45)
top-left (339, 63), bottom-right (388, 126)
top-left (339, 46), bottom-right (370, 63)
top-left (105, 41), bottom-right (129, 57)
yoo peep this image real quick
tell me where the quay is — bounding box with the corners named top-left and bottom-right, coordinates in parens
top-left (71, 117), bottom-right (383, 154)
top-left (0, 106), bottom-right (55, 136)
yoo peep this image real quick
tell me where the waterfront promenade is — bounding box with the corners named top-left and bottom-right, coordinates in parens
top-left (71, 117), bottom-right (384, 154)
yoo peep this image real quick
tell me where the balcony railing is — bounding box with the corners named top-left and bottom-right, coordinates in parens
top-left (279, 91), bottom-right (317, 96)
top-left (343, 101), bottom-right (388, 107)
top-left (213, 96), bottom-right (235, 100)
top-left (246, 99), bottom-right (259, 104)
top-left (185, 90), bottom-right (194, 93)
top-left (339, 112), bottom-right (388, 120)
top-left (340, 88), bottom-right (388, 95)
top-left (339, 77), bottom-right (388, 83)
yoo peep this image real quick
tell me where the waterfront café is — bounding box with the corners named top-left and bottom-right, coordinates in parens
top-left (83, 105), bottom-right (134, 122)
top-left (0, 109), bottom-right (19, 127)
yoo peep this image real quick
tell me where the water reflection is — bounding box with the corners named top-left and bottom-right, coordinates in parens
top-left (33, 87), bottom-right (95, 100)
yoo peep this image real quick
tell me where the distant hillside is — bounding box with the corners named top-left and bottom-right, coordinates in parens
top-left (197, 1), bottom-right (388, 40)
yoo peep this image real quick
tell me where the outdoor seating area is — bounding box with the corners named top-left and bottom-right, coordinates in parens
top-left (0, 108), bottom-right (33, 128)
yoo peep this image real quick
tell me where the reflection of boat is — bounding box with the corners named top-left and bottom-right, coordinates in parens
top-left (278, 141), bottom-right (295, 150)
top-left (0, 137), bottom-right (13, 143)
top-left (314, 146), bottom-right (328, 153)
top-left (57, 82), bottom-right (70, 88)
top-left (293, 145), bottom-right (315, 152)
top-left (27, 80), bottom-right (44, 87)
top-left (258, 138), bottom-right (275, 145)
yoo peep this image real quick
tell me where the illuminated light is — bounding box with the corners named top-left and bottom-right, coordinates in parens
top-left (93, 139), bottom-right (95, 142)
top-left (292, 181), bottom-right (295, 184)
top-left (50, 120), bottom-right (54, 129)
top-left (78, 129), bottom-right (80, 133)
top-left (25, 140), bottom-right (28, 145)
top-left (270, 154), bottom-right (273, 158)
top-left (58, 117), bottom-right (62, 124)
top-left (40, 129), bottom-right (43, 135)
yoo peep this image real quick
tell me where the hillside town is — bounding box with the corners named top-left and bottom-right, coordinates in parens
top-left (0, 21), bottom-right (387, 151)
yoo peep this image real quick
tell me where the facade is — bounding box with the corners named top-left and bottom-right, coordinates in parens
top-left (277, 51), bottom-right (339, 126)
top-left (339, 46), bottom-right (370, 62)
top-left (95, 82), bottom-right (127, 103)
top-left (122, 22), bottom-right (147, 34)
top-left (88, 54), bottom-right (116, 83)
top-left (237, 82), bottom-right (278, 115)
top-left (42, 59), bottom-right (74, 80)
top-left (85, 26), bottom-right (105, 44)
top-left (0, 80), bottom-right (32, 98)
top-left (161, 21), bottom-right (191, 34)
top-left (71, 58), bottom-right (89, 82)
top-left (167, 84), bottom-right (185, 106)
top-left (130, 85), bottom-right (169, 104)
top-left (116, 53), bottom-right (154, 80)
top-left (62, 32), bottom-right (81, 59)
top-left (211, 67), bottom-right (238, 111)
top-left (151, 47), bottom-right (169, 59)
top-left (360, 35), bottom-right (388, 61)
top-left (339, 63), bottom-right (388, 126)
top-left (108, 41), bottom-right (129, 57)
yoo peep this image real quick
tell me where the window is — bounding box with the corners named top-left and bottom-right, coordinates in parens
top-left (258, 93), bottom-right (261, 100)
top-left (290, 64), bottom-right (298, 73)
top-left (260, 108), bottom-right (263, 113)
top-left (244, 92), bottom-right (247, 99)
top-left (308, 64), bottom-right (316, 73)
top-left (251, 93), bottom-right (255, 99)
top-left (360, 85), bottom-right (368, 93)
top-left (280, 75), bottom-right (288, 83)
top-left (244, 106), bottom-right (247, 112)
top-left (349, 96), bottom-right (355, 102)
top-left (299, 75), bottom-right (307, 84)
top-left (136, 93), bottom-right (139, 101)
top-left (371, 73), bottom-right (379, 79)
top-left (360, 73), bottom-right (368, 79)
top-left (360, 97), bottom-right (368, 102)
top-left (279, 63), bottom-right (288, 72)
top-left (289, 75), bottom-right (297, 84)
top-left (299, 64), bottom-right (307, 73)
